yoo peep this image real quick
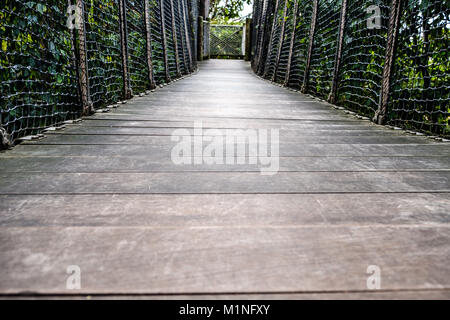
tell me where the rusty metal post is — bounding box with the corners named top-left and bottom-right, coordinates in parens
top-left (144, 0), bottom-right (156, 89)
top-left (160, 0), bottom-right (171, 83)
top-left (374, 0), bottom-right (402, 125)
top-left (76, 0), bottom-right (93, 114)
top-left (197, 16), bottom-right (204, 61)
top-left (181, 0), bottom-right (194, 71)
top-left (118, 0), bottom-right (132, 98)
top-left (169, 0), bottom-right (181, 77)
top-left (301, 0), bottom-right (319, 93)
top-left (328, 0), bottom-right (348, 104)
top-left (272, 0), bottom-right (289, 82)
top-left (262, 0), bottom-right (280, 78)
top-left (284, 0), bottom-right (300, 86)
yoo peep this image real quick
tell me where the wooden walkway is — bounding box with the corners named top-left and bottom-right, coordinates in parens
top-left (0, 60), bottom-right (449, 299)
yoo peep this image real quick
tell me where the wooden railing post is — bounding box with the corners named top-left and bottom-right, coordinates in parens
top-left (204, 19), bottom-right (211, 60)
top-left (374, 0), bottom-right (402, 124)
top-left (262, 0), bottom-right (280, 78)
top-left (169, 0), bottom-right (181, 77)
top-left (301, 0), bottom-right (319, 93)
top-left (181, 0), bottom-right (194, 71)
top-left (176, 0), bottom-right (189, 73)
top-left (272, 0), bottom-right (289, 82)
top-left (197, 16), bottom-right (204, 61)
top-left (245, 18), bottom-right (252, 61)
top-left (144, 0), bottom-right (156, 89)
top-left (328, 0), bottom-right (348, 104)
top-left (160, 0), bottom-right (171, 83)
top-left (118, 0), bottom-right (132, 98)
top-left (253, 0), bottom-right (268, 72)
top-left (284, 0), bottom-right (300, 86)
top-left (257, 0), bottom-right (276, 75)
top-left (76, 0), bottom-right (93, 114)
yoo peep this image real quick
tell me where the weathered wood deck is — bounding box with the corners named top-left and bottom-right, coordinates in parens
top-left (0, 60), bottom-right (449, 299)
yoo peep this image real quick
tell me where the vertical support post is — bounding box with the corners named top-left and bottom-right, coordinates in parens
top-left (169, 0), bottom-right (181, 77)
top-left (328, 0), bottom-right (348, 104)
top-left (272, 0), bottom-right (289, 82)
top-left (204, 19), bottom-right (210, 60)
top-left (374, 0), bottom-right (402, 125)
top-left (160, 0), bottom-right (171, 83)
top-left (177, 0), bottom-right (188, 73)
top-left (301, 0), bottom-right (319, 93)
top-left (254, 0), bottom-right (269, 73)
top-left (181, 0), bottom-right (194, 71)
top-left (245, 18), bottom-right (252, 61)
top-left (284, 0), bottom-right (300, 86)
top-left (197, 16), bottom-right (204, 61)
top-left (76, 0), bottom-right (93, 114)
top-left (68, 0), bottom-right (82, 111)
top-left (118, 0), bottom-right (132, 98)
top-left (262, 0), bottom-right (280, 78)
top-left (144, 0), bottom-right (156, 89)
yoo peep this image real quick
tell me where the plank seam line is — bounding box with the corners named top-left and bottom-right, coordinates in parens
top-left (1, 191), bottom-right (449, 196)
top-left (1, 225), bottom-right (450, 229)
top-left (87, 118), bottom-right (362, 122)
top-left (89, 117), bottom-right (362, 122)
top-left (2, 156), bottom-right (450, 159)
top-left (2, 170), bottom-right (450, 174)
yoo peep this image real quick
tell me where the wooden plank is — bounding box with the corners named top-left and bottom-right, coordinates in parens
top-left (1, 193), bottom-right (449, 227)
top-left (90, 113), bottom-right (359, 122)
top-left (1, 156), bottom-right (450, 173)
top-left (24, 134), bottom-right (436, 145)
top-left (4, 290), bottom-right (450, 299)
top-left (6, 144), bottom-right (450, 157)
top-left (5, 290), bottom-right (450, 299)
top-left (0, 171), bottom-right (449, 194)
top-left (44, 127), bottom-right (403, 137)
top-left (75, 119), bottom-right (386, 130)
top-left (0, 226), bottom-right (449, 294)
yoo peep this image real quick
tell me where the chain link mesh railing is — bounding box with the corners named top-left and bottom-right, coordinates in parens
top-left (126, 0), bottom-right (150, 94)
top-left (84, 0), bottom-right (124, 108)
top-left (0, 0), bottom-right (199, 148)
top-left (388, 0), bottom-right (449, 135)
top-left (0, 0), bottom-right (81, 145)
top-left (252, 0), bottom-right (450, 137)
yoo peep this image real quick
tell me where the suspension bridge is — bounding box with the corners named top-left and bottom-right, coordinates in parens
top-left (0, 0), bottom-right (449, 299)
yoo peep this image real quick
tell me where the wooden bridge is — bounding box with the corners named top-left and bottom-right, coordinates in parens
top-left (0, 60), bottom-right (449, 299)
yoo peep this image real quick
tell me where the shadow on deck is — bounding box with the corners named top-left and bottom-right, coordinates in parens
top-left (0, 60), bottom-right (449, 299)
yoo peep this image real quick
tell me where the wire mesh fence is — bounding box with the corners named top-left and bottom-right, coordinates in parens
top-left (84, 0), bottom-right (124, 108)
top-left (252, 0), bottom-right (450, 137)
top-left (210, 25), bottom-right (244, 58)
top-left (0, 0), bottom-right (81, 145)
top-left (0, 0), bottom-right (199, 148)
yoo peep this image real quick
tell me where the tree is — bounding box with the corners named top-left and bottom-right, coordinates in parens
top-left (210, 0), bottom-right (252, 23)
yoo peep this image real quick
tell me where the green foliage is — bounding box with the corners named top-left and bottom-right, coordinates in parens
top-left (210, 0), bottom-right (252, 23)
top-left (0, 0), bottom-right (80, 141)
top-left (84, 0), bottom-right (123, 107)
top-left (1, 0), bottom-right (197, 145)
